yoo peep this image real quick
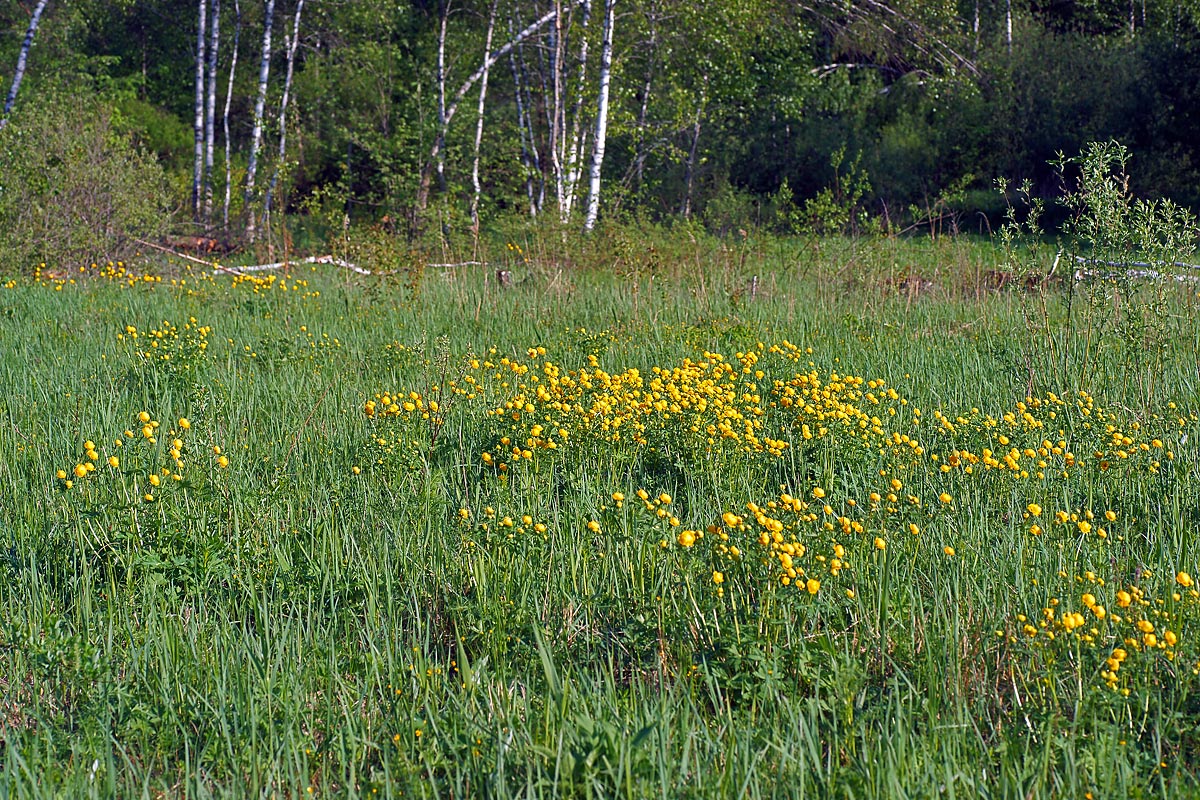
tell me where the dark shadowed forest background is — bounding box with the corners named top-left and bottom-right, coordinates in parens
top-left (1, 0), bottom-right (1199, 264)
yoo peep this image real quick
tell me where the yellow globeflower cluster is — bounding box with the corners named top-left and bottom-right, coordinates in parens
top-left (1011, 569), bottom-right (1200, 694)
top-left (361, 342), bottom-right (1180, 499)
top-left (54, 412), bottom-right (228, 500)
top-left (118, 318), bottom-right (212, 371)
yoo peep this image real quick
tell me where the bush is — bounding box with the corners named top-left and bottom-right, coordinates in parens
top-left (0, 88), bottom-right (170, 271)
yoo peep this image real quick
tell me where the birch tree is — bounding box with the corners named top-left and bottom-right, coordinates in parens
top-left (263, 0), bottom-right (306, 225)
top-left (415, 5), bottom-right (565, 212)
top-left (470, 0), bottom-right (499, 230)
top-left (203, 0), bottom-right (221, 225)
top-left (1, 0), bottom-right (51, 130)
top-left (559, 0), bottom-right (591, 222)
top-left (245, 0), bottom-right (276, 241)
top-left (192, 0), bottom-right (208, 221)
top-left (223, 0), bottom-right (241, 230)
top-left (508, 13), bottom-right (543, 215)
top-left (582, 0), bottom-right (614, 231)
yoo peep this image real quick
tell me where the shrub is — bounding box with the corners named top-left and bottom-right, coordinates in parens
top-left (0, 88), bottom-right (170, 271)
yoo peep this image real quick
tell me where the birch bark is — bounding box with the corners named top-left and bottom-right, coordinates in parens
top-left (416, 6), bottom-right (562, 211)
top-left (223, 0), bottom-right (241, 231)
top-left (264, 0), bottom-right (305, 223)
top-left (192, 0), bottom-right (208, 221)
top-left (561, 0), bottom-right (592, 222)
top-left (245, 0), bottom-right (276, 241)
top-left (203, 0), bottom-right (221, 224)
top-left (470, 0), bottom-right (499, 230)
top-left (582, 0), bottom-right (614, 231)
top-left (1, 0), bottom-right (51, 129)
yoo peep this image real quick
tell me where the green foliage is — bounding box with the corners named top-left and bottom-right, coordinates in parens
top-left (1002, 141), bottom-right (1199, 409)
top-left (0, 89), bottom-right (170, 272)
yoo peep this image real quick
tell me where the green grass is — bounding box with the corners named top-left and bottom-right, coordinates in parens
top-left (2, 233), bottom-right (1199, 798)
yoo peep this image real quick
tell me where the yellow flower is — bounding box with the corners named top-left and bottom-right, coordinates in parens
top-left (1177, 572), bottom-right (1194, 588)
top-left (352, 466), bottom-right (361, 475)
top-left (658, 492), bottom-right (672, 505)
top-left (143, 493), bottom-right (155, 502)
top-left (83, 440), bottom-right (96, 451)
top-left (812, 487), bottom-right (826, 499)
top-left (874, 537), bottom-right (886, 551)
top-left (587, 520), bottom-right (601, 533)
top-left (938, 493), bottom-right (952, 504)
top-left (908, 523), bottom-right (920, 536)
top-left (1027, 503), bottom-right (1042, 517)
top-left (217, 455), bottom-right (229, 468)
top-left (677, 530), bottom-right (696, 547)
top-left (73, 463), bottom-right (87, 478)
top-left (943, 546), bottom-right (955, 557)
top-left (611, 492), bottom-right (624, 502)
top-left (138, 411), bottom-right (151, 423)
top-left (805, 578), bottom-right (820, 595)
top-left (149, 474), bottom-right (161, 487)
top-left (712, 570), bottom-right (724, 585)
top-left (178, 417), bottom-right (191, 430)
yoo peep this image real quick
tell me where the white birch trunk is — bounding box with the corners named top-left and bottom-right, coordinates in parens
top-left (470, 0), bottom-right (499, 230)
top-left (1, 0), bottom-right (51, 129)
top-left (192, 0), bottom-right (208, 221)
top-left (244, 0), bottom-right (276, 242)
top-left (263, 0), bottom-right (305, 223)
top-left (416, 5), bottom-right (561, 211)
top-left (436, 0), bottom-right (450, 193)
top-left (680, 81), bottom-right (706, 218)
top-left (203, 0), bottom-right (220, 225)
top-left (632, 5), bottom-right (656, 189)
top-left (583, 0), bottom-right (614, 231)
top-left (508, 20), bottom-right (540, 216)
top-left (561, 0), bottom-right (591, 222)
top-left (549, 1), bottom-right (566, 216)
top-left (223, 0), bottom-right (241, 231)
top-left (1006, 0), bottom-right (1012, 55)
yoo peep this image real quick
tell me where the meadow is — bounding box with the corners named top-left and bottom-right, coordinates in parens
top-left (2, 231), bottom-right (1199, 798)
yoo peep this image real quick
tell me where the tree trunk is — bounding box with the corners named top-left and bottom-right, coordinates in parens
top-left (508, 17), bottom-right (540, 216)
top-left (223, 0), bottom-right (241, 231)
top-left (1005, 0), bottom-right (1012, 55)
top-left (435, 0), bottom-right (450, 194)
top-left (416, 6), bottom-right (561, 212)
top-left (548, 0), bottom-right (566, 215)
top-left (1, 0), bottom-right (51, 129)
top-left (245, 0), bottom-right (276, 242)
top-left (470, 0), bottom-right (499, 231)
top-left (203, 0), bottom-right (221, 225)
top-left (633, 3), bottom-right (657, 190)
top-left (561, 0), bottom-right (592, 222)
top-left (263, 0), bottom-right (305, 225)
top-left (192, 0), bottom-right (208, 221)
top-left (679, 81), bottom-right (706, 219)
top-left (583, 0), bottom-right (614, 231)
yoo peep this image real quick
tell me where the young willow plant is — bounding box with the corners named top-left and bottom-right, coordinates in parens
top-left (1002, 141), bottom-right (1199, 409)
